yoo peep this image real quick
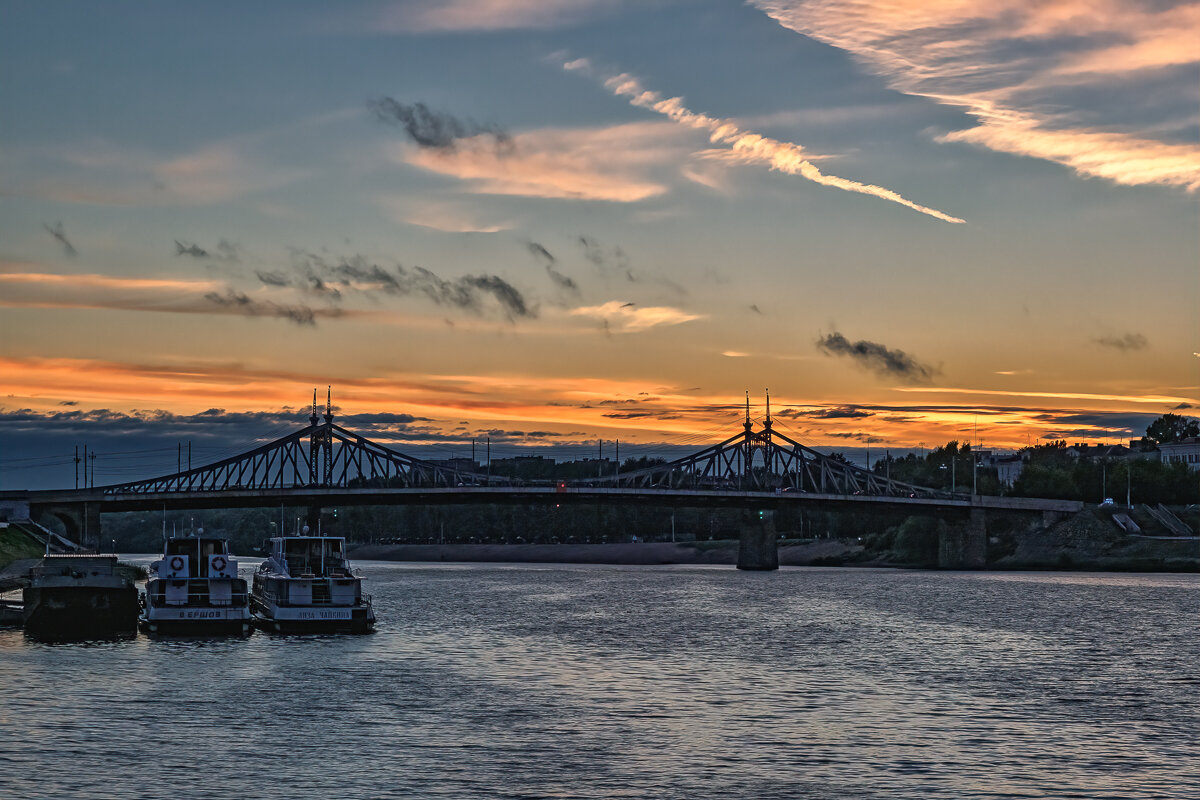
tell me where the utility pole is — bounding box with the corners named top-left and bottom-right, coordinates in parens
top-left (82, 444), bottom-right (87, 488)
top-left (486, 437), bottom-right (491, 483)
top-left (615, 439), bottom-right (619, 479)
top-left (89, 450), bottom-right (96, 488)
top-left (74, 445), bottom-right (80, 489)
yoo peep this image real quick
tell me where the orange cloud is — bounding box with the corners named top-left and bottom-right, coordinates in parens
top-left (390, 122), bottom-right (677, 202)
top-left (753, 0), bottom-right (1200, 191)
top-left (569, 301), bottom-right (705, 332)
top-left (375, 0), bottom-right (611, 32)
top-left (0, 269), bottom-right (341, 325)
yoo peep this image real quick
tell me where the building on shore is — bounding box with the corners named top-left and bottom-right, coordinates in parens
top-left (1158, 437), bottom-right (1200, 471)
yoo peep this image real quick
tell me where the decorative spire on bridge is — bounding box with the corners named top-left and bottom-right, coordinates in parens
top-left (309, 386), bottom-right (334, 485)
top-left (95, 392), bottom-right (950, 500)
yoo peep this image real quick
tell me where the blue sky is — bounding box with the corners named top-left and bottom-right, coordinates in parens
top-left (1, 0), bottom-right (1197, 488)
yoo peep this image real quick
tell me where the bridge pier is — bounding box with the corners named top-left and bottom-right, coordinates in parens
top-left (937, 508), bottom-right (987, 569)
top-left (737, 510), bottom-right (779, 571)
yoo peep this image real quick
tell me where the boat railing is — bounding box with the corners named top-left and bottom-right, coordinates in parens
top-left (260, 591), bottom-right (371, 608)
top-left (151, 591), bottom-right (250, 607)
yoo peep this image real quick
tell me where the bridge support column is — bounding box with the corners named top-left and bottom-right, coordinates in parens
top-left (937, 509), bottom-right (987, 569)
top-left (737, 510), bottom-right (778, 571)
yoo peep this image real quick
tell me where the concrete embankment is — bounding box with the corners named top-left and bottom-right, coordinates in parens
top-left (351, 508), bottom-right (1198, 572)
top-left (350, 539), bottom-right (861, 567)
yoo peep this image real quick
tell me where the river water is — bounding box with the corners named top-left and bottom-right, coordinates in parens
top-left (0, 562), bottom-right (1196, 800)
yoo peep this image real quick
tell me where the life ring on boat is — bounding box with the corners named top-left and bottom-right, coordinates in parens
top-left (211, 556), bottom-right (227, 573)
top-left (169, 556), bottom-right (185, 572)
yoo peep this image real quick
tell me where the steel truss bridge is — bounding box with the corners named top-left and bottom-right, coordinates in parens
top-left (0, 399), bottom-right (1081, 549)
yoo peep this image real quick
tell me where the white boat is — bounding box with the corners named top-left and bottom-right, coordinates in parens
top-left (142, 534), bottom-right (251, 635)
top-left (251, 532), bottom-right (375, 633)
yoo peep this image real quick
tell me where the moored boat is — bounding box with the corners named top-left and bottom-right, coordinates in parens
top-left (23, 554), bottom-right (138, 639)
top-left (251, 531), bottom-right (374, 633)
top-left (141, 534), bottom-right (251, 635)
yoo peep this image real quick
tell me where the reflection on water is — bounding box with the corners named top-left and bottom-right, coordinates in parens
top-left (0, 564), bottom-right (1196, 799)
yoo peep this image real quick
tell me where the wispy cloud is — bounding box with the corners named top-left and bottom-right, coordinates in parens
top-left (1094, 332), bottom-right (1149, 352)
top-left (374, 0), bottom-right (613, 32)
top-left (565, 59), bottom-right (965, 223)
top-left (379, 198), bottom-right (512, 233)
top-left (278, 251), bottom-right (535, 320)
top-left (816, 331), bottom-right (938, 384)
top-left (370, 98), bottom-right (512, 152)
top-left (202, 289), bottom-right (339, 326)
top-left (570, 300), bottom-right (704, 332)
top-left (175, 239), bottom-right (240, 262)
top-left (528, 241), bottom-right (579, 293)
top-left (14, 139), bottom-right (306, 206)
top-left (0, 266), bottom-right (343, 326)
top-left (896, 386), bottom-right (1196, 406)
top-left (753, 0), bottom-right (1200, 191)
top-left (42, 222), bottom-right (77, 256)
top-left (385, 121), bottom-right (678, 202)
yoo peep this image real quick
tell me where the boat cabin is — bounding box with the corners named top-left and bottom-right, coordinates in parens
top-left (157, 537), bottom-right (236, 579)
top-left (266, 536), bottom-right (351, 578)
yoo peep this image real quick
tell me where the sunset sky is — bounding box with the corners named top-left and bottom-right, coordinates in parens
top-left (2, 0), bottom-right (1197, 489)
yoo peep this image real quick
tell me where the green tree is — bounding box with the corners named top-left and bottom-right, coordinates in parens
top-left (1145, 413), bottom-right (1199, 445)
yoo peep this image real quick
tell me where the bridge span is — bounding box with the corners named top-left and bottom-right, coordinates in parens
top-left (0, 397), bottom-right (1082, 567)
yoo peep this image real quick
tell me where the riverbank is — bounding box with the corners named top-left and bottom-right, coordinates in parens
top-left (351, 509), bottom-right (1198, 571)
top-left (352, 539), bottom-right (863, 567)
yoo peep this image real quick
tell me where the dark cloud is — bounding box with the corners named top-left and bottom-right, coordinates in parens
top-left (777, 406), bottom-right (874, 419)
top-left (175, 239), bottom-right (239, 262)
top-left (528, 241), bottom-right (578, 293)
top-left (816, 331), bottom-right (938, 384)
top-left (528, 241), bottom-right (555, 264)
top-left (1174, 403), bottom-right (1194, 410)
top-left (1094, 332), bottom-right (1149, 351)
top-left (545, 265), bottom-right (578, 292)
top-left (369, 98), bottom-right (511, 153)
top-left (255, 270), bottom-right (292, 287)
top-left (175, 241), bottom-right (208, 258)
top-left (748, 304), bottom-right (763, 315)
top-left (1040, 429), bottom-right (1125, 441)
top-left (203, 290), bottom-right (335, 326)
top-left (43, 221), bottom-right (77, 257)
top-left (601, 411), bottom-right (681, 420)
top-left (462, 274), bottom-right (529, 318)
top-left (578, 235), bottom-right (636, 282)
top-left (278, 251), bottom-right (533, 320)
